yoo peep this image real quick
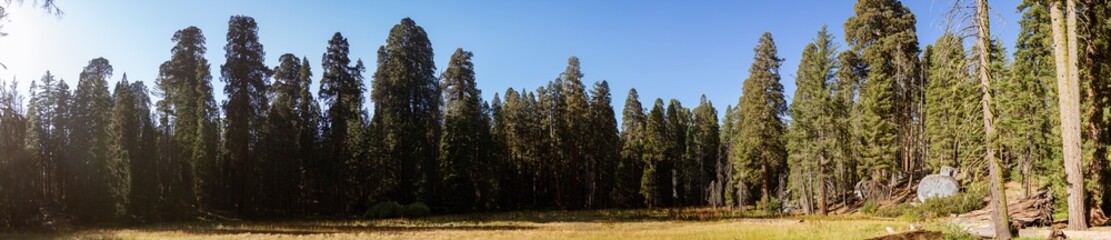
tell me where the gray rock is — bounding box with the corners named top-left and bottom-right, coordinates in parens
top-left (917, 174), bottom-right (960, 203)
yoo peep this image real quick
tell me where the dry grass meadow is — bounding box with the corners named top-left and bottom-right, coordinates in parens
top-left (0, 208), bottom-right (965, 240)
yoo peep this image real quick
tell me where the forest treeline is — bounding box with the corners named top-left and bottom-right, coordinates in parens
top-left (1, 0), bottom-right (1110, 228)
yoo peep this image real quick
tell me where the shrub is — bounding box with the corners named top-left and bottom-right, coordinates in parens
top-left (941, 224), bottom-right (977, 240)
top-left (404, 202), bottom-right (431, 218)
top-left (365, 201), bottom-right (405, 219)
top-left (919, 190), bottom-right (985, 217)
top-left (761, 199), bottom-right (783, 216)
top-left (860, 201), bottom-right (878, 215)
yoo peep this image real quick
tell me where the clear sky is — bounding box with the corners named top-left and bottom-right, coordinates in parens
top-left (0, 0), bottom-right (1020, 120)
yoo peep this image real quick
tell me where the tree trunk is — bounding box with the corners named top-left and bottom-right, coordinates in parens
top-left (976, 0), bottom-right (1012, 238)
top-left (818, 153), bottom-right (828, 215)
top-left (1050, 0), bottom-right (1089, 230)
top-left (819, 172), bottom-right (828, 215)
top-left (762, 159), bottom-right (770, 209)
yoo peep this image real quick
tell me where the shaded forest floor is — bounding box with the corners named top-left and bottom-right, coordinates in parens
top-left (0, 208), bottom-right (957, 240)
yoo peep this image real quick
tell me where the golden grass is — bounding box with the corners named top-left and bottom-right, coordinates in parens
top-left (0, 209), bottom-right (939, 240)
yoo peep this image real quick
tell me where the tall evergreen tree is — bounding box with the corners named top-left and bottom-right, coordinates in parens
top-left (556, 56), bottom-right (591, 209)
top-left (617, 88), bottom-right (646, 208)
top-left (0, 79), bottom-right (30, 227)
top-left (923, 33), bottom-right (982, 174)
top-left (267, 53), bottom-right (307, 215)
top-left (844, 0), bottom-right (922, 189)
top-left (587, 81), bottom-right (619, 209)
top-left (318, 32), bottom-right (367, 214)
top-left (720, 105), bottom-right (739, 208)
top-left (690, 96), bottom-right (720, 207)
top-left (112, 76), bottom-right (158, 221)
top-left (787, 26), bottom-right (838, 215)
top-left (438, 49), bottom-right (494, 212)
top-left (733, 32), bottom-right (787, 209)
top-left (642, 99), bottom-right (669, 208)
top-left (370, 18), bottom-right (440, 205)
top-left (220, 15), bottom-right (270, 216)
top-left (72, 57), bottom-right (122, 221)
top-left (294, 56), bottom-right (321, 214)
top-left (24, 71), bottom-right (70, 214)
top-left (1004, 0), bottom-right (1058, 198)
top-left (665, 99), bottom-right (689, 207)
top-left (833, 51), bottom-right (865, 202)
top-left (156, 26), bottom-right (218, 218)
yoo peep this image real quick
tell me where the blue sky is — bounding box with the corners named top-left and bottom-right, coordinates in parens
top-left (0, 0), bottom-right (1020, 120)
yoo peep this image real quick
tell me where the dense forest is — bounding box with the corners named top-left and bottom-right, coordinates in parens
top-left (0, 0), bottom-right (1110, 235)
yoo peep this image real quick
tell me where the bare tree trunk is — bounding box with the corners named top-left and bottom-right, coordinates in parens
top-left (818, 153), bottom-right (828, 215)
top-left (761, 160), bottom-right (770, 209)
top-left (819, 171), bottom-right (828, 215)
top-left (804, 172), bottom-right (814, 214)
top-left (1050, 0), bottom-right (1089, 230)
top-left (975, 0), bottom-right (1012, 238)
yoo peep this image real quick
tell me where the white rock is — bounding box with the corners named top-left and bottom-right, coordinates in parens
top-left (917, 174), bottom-right (960, 203)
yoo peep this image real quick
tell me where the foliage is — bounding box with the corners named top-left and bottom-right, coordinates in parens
top-left (404, 202), bottom-right (432, 218)
top-left (733, 32), bottom-right (787, 209)
top-left (860, 201), bottom-right (878, 215)
top-left (844, 0), bottom-right (921, 183)
top-left (365, 201), bottom-right (406, 219)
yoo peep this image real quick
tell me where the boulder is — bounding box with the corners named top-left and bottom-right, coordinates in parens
top-left (917, 174), bottom-right (960, 203)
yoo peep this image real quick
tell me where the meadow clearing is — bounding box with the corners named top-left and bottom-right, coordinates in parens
top-left (0, 208), bottom-right (982, 240)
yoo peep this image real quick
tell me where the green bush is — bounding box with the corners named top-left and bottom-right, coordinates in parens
top-left (865, 190), bottom-right (986, 220)
top-left (941, 224), bottom-right (977, 240)
top-left (761, 198), bottom-right (783, 216)
top-left (860, 201), bottom-right (878, 215)
top-left (919, 190), bottom-right (985, 217)
top-left (365, 201), bottom-right (405, 219)
top-left (404, 202), bottom-right (431, 218)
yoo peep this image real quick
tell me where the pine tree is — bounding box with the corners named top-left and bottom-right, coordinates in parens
top-left (666, 99), bottom-right (690, 207)
top-left (495, 88), bottom-right (544, 209)
top-left (923, 33), bottom-right (982, 174)
top-left (220, 15), bottom-right (271, 216)
top-left (370, 18), bottom-right (440, 205)
top-left (24, 72), bottom-right (71, 214)
top-left (72, 57), bottom-right (122, 221)
top-left (294, 56), bottom-right (321, 214)
top-left (267, 53), bottom-right (306, 216)
top-left (616, 88), bottom-right (646, 208)
top-left (318, 32), bottom-right (366, 214)
top-left (1005, 0), bottom-right (1058, 199)
top-left (112, 77), bottom-right (158, 221)
top-left (833, 51), bottom-right (864, 202)
top-left (538, 83), bottom-right (563, 209)
top-left (720, 105), bottom-right (738, 208)
top-left (587, 81), bottom-right (619, 209)
top-left (156, 26), bottom-right (218, 218)
top-left (0, 79), bottom-right (30, 227)
top-left (844, 0), bottom-right (922, 189)
top-left (733, 32), bottom-right (787, 209)
top-left (690, 96), bottom-right (720, 207)
top-left (787, 26), bottom-right (838, 215)
top-left (557, 56), bottom-right (591, 209)
top-left (642, 99), bottom-right (669, 208)
top-left (438, 49), bottom-right (493, 212)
